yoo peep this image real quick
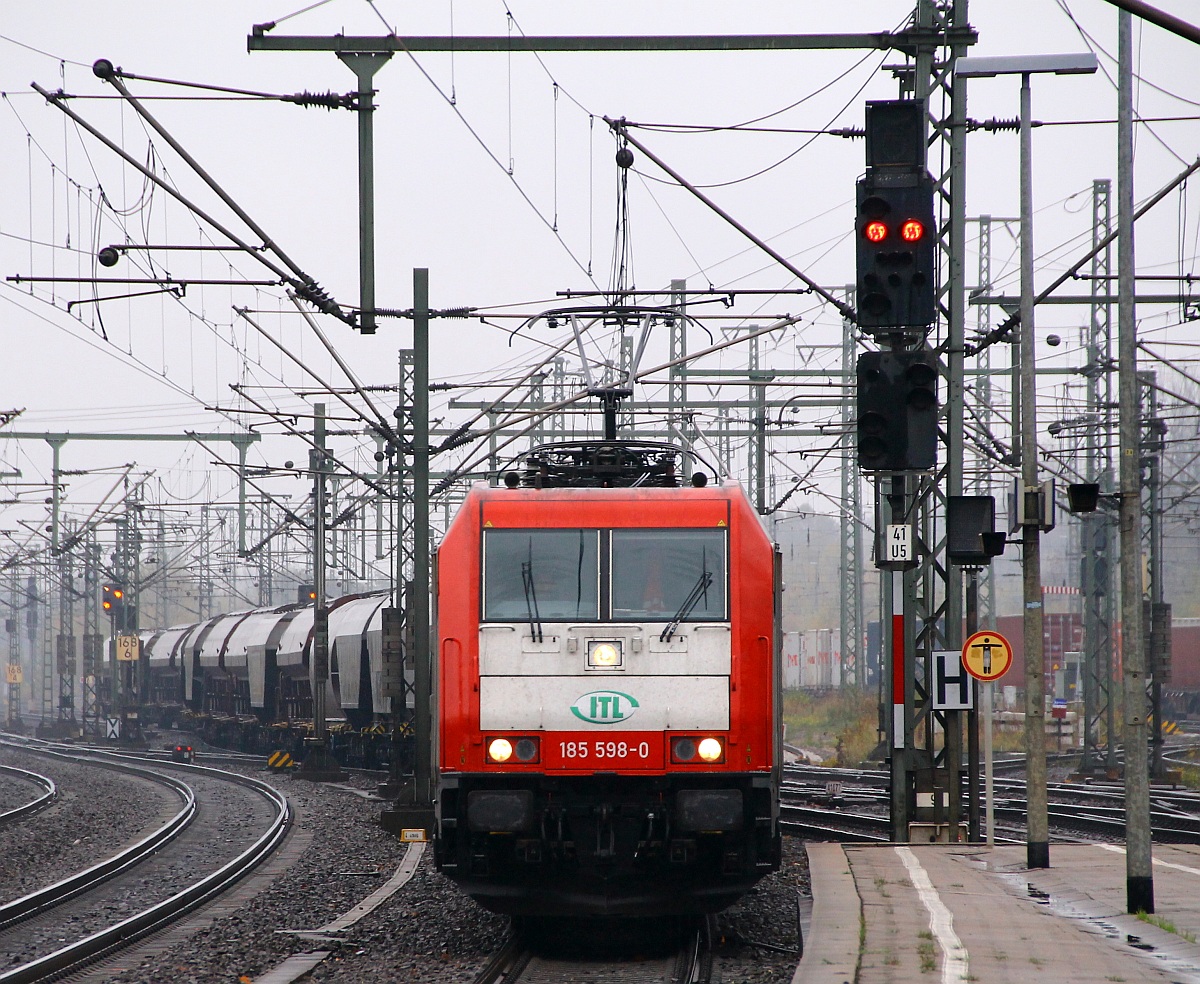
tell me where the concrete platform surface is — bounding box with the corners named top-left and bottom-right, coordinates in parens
top-left (794, 840), bottom-right (1200, 983)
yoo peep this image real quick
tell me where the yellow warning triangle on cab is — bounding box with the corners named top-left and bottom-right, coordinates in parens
top-left (717, 519), bottom-right (726, 527)
top-left (483, 520), bottom-right (493, 527)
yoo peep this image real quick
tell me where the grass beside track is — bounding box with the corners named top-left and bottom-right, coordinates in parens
top-left (783, 689), bottom-right (1035, 766)
top-left (783, 690), bottom-right (878, 766)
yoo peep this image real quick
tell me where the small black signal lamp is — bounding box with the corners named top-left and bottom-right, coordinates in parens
top-left (101, 583), bottom-right (125, 621)
top-left (1067, 483), bottom-right (1101, 514)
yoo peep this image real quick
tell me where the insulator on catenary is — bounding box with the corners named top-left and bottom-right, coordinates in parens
top-left (330, 507), bottom-right (356, 527)
top-left (437, 429), bottom-right (476, 452)
top-left (294, 280), bottom-right (341, 316)
top-left (373, 306), bottom-right (477, 319)
top-left (282, 90), bottom-right (356, 111)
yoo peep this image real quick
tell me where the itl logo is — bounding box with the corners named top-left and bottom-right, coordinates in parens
top-left (570, 691), bottom-right (639, 724)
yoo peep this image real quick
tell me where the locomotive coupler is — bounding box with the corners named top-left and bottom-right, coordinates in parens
top-left (594, 803), bottom-right (617, 860)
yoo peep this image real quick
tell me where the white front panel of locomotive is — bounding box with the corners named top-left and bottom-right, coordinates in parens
top-left (479, 623), bottom-right (731, 675)
top-left (477, 622), bottom-right (731, 731)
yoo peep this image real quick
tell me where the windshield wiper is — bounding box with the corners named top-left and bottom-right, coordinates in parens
top-left (521, 540), bottom-right (543, 643)
top-left (660, 563), bottom-right (713, 643)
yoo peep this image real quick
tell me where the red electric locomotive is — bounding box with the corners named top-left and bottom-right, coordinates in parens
top-left (433, 441), bottom-right (781, 917)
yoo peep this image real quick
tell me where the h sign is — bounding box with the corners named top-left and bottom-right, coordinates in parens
top-left (932, 650), bottom-right (973, 710)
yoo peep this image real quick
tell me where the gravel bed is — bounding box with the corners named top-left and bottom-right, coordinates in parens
top-left (109, 771), bottom-right (435, 984)
top-left (108, 767), bottom-right (809, 984)
top-left (0, 770), bottom-right (44, 813)
top-left (709, 837), bottom-right (810, 984)
top-left (0, 761), bottom-right (278, 968)
top-left (0, 746), bottom-right (174, 904)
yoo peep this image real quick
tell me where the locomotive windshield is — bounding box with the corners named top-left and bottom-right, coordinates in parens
top-left (483, 529), bottom-right (600, 620)
top-left (610, 529), bottom-right (727, 621)
top-left (482, 527), bottom-right (727, 622)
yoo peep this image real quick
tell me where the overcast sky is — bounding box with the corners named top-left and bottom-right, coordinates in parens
top-left (1, 2), bottom-right (1197, 561)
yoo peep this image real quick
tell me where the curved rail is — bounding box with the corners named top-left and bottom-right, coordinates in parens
top-left (0, 765), bottom-right (56, 827)
top-left (0, 750), bottom-right (197, 929)
top-left (0, 751), bottom-right (290, 984)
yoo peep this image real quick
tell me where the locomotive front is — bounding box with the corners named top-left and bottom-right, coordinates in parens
top-left (434, 445), bottom-right (780, 917)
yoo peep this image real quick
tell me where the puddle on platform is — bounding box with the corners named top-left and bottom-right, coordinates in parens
top-left (992, 872), bottom-right (1200, 980)
top-left (1027, 884), bottom-right (1051, 904)
top-left (997, 873), bottom-right (1078, 917)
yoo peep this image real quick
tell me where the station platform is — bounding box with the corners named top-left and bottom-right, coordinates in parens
top-left (794, 841), bottom-right (1200, 983)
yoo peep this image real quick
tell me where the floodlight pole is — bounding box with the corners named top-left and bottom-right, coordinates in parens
top-left (957, 49), bottom-right (1098, 870)
top-left (1117, 10), bottom-right (1154, 915)
top-left (1016, 71), bottom-right (1050, 870)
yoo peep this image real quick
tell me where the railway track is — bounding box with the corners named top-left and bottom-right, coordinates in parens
top-left (473, 920), bottom-right (713, 984)
top-left (0, 740), bottom-right (290, 984)
top-left (0, 765), bottom-right (56, 827)
top-left (782, 761), bottom-right (1200, 843)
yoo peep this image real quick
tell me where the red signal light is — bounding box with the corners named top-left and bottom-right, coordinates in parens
top-left (900, 219), bottom-right (925, 243)
top-left (864, 220), bottom-right (888, 243)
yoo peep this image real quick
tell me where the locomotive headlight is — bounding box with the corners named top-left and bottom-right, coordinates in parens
top-left (487, 738), bottom-right (514, 763)
top-left (587, 640), bottom-right (623, 669)
top-left (671, 737), bottom-right (697, 762)
top-left (486, 737), bottom-right (538, 764)
top-left (671, 736), bottom-right (725, 764)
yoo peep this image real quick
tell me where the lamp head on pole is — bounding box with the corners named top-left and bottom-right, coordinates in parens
top-left (956, 52), bottom-right (1098, 79)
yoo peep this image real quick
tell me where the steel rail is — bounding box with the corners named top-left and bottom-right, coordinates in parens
top-left (780, 803), bottom-right (891, 842)
top-left (782, 761), bottom-right (1200, 844)
top-left (0, 766), bottom-right (56, 827)
top-left (471, 937), bottom-right (530, 984)
top-left (0, 751), bottom-right (290, 984)
top-left (0, 746), bottom-right (196, 930)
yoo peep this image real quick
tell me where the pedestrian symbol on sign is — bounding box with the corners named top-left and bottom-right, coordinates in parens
top-left (961, 630), bottom-right (1014, 682)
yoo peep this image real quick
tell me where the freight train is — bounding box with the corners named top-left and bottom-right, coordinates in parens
top-left (431, 440), bottom-right (783, 917)
top-left (135, 590), bottom-right (406, 766)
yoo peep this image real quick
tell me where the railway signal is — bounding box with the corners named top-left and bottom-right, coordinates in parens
top-left (101, 583), bottom-right (125, 620)
top-left (856, 99), bottom-right (937, 332)
top-left (855, 349), bottom-right (939, 471)
top-left (855, 173), bottom-right (937, 330)
top-left (101, 583), bottom-right (135, 632)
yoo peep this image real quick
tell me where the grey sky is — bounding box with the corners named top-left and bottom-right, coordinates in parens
top-left (1, 2), bottom-right (1196, 552)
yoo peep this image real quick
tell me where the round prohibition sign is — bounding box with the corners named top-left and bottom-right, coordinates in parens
top-left (961, 629), bottom-right (1013, 682)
